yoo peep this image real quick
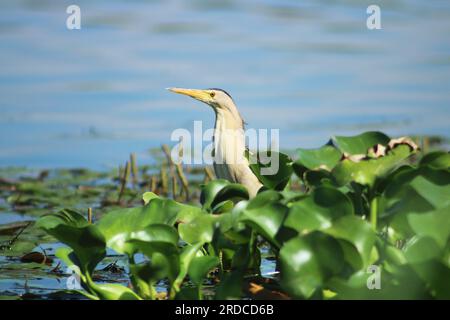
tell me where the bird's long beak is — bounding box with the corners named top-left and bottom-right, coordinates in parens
top-left (167, 87), bottom-right (210, 102)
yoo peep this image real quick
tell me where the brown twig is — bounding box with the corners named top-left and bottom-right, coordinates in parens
top-left (204, 166), bottom-right (215, 183)
top-left (130, 153), bottom-right (138, 188)
top-left (161, 144), bottom-right (179, 199)
top-left (160, 162), bottom-right (168, 196)
top-left (150, 175), bottom-right (157, 193)
top-left (118, 161), bottom-right (130, 204)
top-left (175, 139), bottom-right (190, 201)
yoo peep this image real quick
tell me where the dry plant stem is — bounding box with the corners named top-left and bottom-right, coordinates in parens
top-left (172, 175), bottom-right (178, 201)
top-left (160, 162), bottom-right (169, 195)
top-left (204, 166), bottom-right (215, 183)
top-left (118, 161), bottom-right (130, 203)
top-left (130, 153), bottom-right (138, 188)
top-left (175, 139), bottom-right (190, 201)
top-left (176, 164), bottom-right (189, 201)
top-left (150, 175), bottom-right (157, 193)
top-left (162, 144), bottom-right (178, 199)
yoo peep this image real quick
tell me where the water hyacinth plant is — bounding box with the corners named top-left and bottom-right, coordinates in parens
top-left (35, 132), bottom-right (450, 300)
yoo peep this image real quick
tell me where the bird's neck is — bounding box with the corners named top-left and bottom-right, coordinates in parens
top-left (214, 109), bottom-right (243, 132)
top-left (213, 108), bottom-right (246, 165)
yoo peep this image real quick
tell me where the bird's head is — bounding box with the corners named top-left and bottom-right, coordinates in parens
top-left (167, 87), bottom-right (234, 111)
top-left (167, 87), bottom-right (244, 129)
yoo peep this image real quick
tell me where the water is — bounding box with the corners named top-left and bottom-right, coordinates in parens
top-left (0, 0), bottom-right (449, 170)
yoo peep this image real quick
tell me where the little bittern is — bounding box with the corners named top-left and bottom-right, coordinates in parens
top-left (168, 88), bottom-right (263, 198)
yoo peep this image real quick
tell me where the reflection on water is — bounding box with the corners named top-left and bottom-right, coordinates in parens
top-left (0, 0), bottom-right (449, 169)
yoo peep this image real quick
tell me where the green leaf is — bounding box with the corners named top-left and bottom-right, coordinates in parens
top-left (37, 209), bottom-right (105, 275)
top-left (200, 180), bottom-right (232, 209)
top-left (212, 200), bottom-right (234, 213)
top-left (404, 236), bottom-right (442, 264)
top-left (212, 185), bottom-right (249, 210)
top-left (142, 192), bottom-right (159, 204)
top-left (240, 202), bottom-right (288, 248)
top-left (384, 167), bottom-right (450, 208)
top-left (284, 186), bottom-right (353, 233)
top-left (215, 270), bottom-right (244, 300)
top-left (408, 206), bottom-right (450, 249)
top-left (383, 167), bottom-right (450, 237)
top-left (332, 144), bottom-right (414, 187)
top-left (56, 247), bottom-right (81, 277)
top-left (172, 243), bottom-right (205, 295)
top-left (280, 232), bottom-right (344, 298)
top-left (326, 268), bottom-right (427, 300)
top-left (295, 144), bottom-right (342, 172)
top-left (419, 151), bottom-right (450, 170)
top-left (37, 209), bottom-right (89, 230)
top-left (324, 216), bottom-right (376, 268)
top-left (246, 190), bottom-right (283, 209)
top-left (88, 283), bottom-right (141, 300)
top-left (408, 260), bottom-right (450, 299)
top-left (178, 214), bottom-right (215, 244)
top-left (128, 240), bottom-right (180, 283)
top-left (332, 131), bottom-right (390, 155)
top-left (249, 151), bottom-right (293, 190)
top-left (129, 224), bottom-right (179, 246)
top-left (188, 256), bottom-right (219, 286)
top-left (97, 198), bottom-right (202, 254)
top-left (302, 169), bottom-right (336, 188)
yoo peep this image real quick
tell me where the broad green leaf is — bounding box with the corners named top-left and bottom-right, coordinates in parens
top-left (215, 270), bottom-right (244, 300)
top-left (249, 151), bottom-right (293, 190)
top-left (332, 145), bottom-right (414, 187)
top-left (142, 192), bottom-right (159, 204)
top-left (97, 198), bottom-right (202, 254)
top-left (280, 232), bottom-right (344, 298)
top-left (332, 131), bottom-right (390, 155)
top-left (327, 267), bottom-right (429, 300)
top-left (37, 210), bottom-right (105, 274)
top-left (382, 244), bottom-right (407, 266)
top-left (188, 256), bottom-right (220, 286)
top-left (129, 224), bottom-right (179, 246)
top-left (284, 186), bottom-right (353, 233)
top-left (404, 236), bottom-right (442, 264)
top-left (211, 184), bottom-right (249, 210)
top-left (246, 189), bottom-right (282, 210)
top-left (240, 202), bottom-right (288, 247)
top-left (55, 247), bottom-right (95, 296)
top-left (200, 179), bottom-right (232, 209)
top-left (178, 215), bottom-right (215, 244)
top-left (295, 144), bottom-right (342, 172)
top-left (89, 283), bottom-right (141, 300)
top-left (37, 209), bottom-right (89, 230)
top-left (419, 151), bottom-right (450, 170)
top-left (211, 200), bottom-right (234, 213)
top-left (408, 259), bottom-right (450, 299)
top-left (56, 247), bottom-right (82, 278)
top-left (408, 206), bottom-right (450, 249)
top-left (324, 216), bottom-right (376, 268)
top-left (383, 167), bottom-right (450, 237)
top-left (302, 169), bottom-right (336, 188)
top-left (172, 243), bottom-right (205, 295)
top-left (409, 173), bottom-right (450, 209)
top-left (384, 167), bottom-right (450, 209)
top-left (128, 240), bottom-right (180, 282)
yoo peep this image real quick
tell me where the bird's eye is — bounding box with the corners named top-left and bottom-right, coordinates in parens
top-left (210, 92), bottom-right (215, 98)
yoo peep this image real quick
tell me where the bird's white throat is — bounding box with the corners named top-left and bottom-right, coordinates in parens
top-left (213, 108), bottom-right (247, 168)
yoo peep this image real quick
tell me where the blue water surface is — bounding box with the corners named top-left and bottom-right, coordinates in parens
top-left (0, 0), bottom-right (449, 169)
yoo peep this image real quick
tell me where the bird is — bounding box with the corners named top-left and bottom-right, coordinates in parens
top-left (167, 87), bottom-right (263, 198)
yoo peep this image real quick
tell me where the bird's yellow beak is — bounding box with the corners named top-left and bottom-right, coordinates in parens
top-left (167, 87), bottom-right (211, 102)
